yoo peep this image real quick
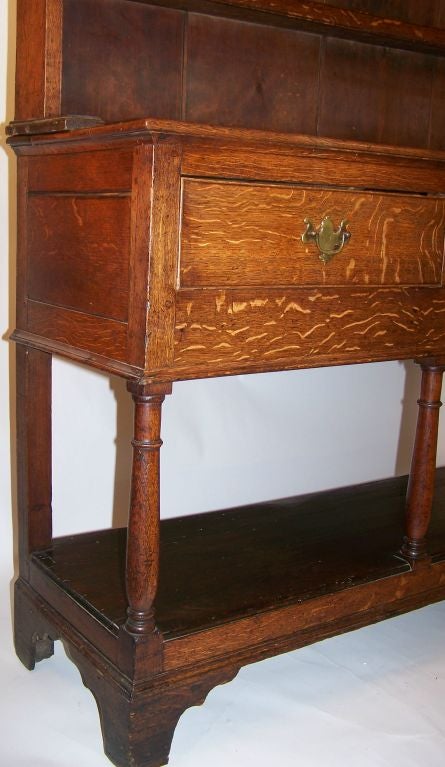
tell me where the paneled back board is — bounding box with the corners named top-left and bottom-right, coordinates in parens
top-left (9, 119), bottom-right (445, 382)
top-left (11, 0), bottom-right (445, 150)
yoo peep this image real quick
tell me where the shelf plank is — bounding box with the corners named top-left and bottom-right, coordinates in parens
top-left (31, 470), bottom-right (445, 640)
top-left (124, 0), bottom-right (445, 56)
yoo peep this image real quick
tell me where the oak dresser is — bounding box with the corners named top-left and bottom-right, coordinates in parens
top-left (7, 1), bottom-right (445, 765)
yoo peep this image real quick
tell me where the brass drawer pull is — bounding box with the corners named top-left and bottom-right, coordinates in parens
top-left (302, 216), bottom-right (351, 265)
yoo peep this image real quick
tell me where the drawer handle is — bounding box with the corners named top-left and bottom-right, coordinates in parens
top-left (301, 216), bottom-right (351, 265)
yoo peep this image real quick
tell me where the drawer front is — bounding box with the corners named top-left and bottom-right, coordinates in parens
top-left (180, 180), bottom-right (445, 288)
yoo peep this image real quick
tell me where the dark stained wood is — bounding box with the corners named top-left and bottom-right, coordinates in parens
top-left (402, 363), bottom-right (445, 560)
top-left (14, 0), bottom-right (63, 120)
top-left (27, 196), bottom-right (131, 321)
top-left (11, 329), bottom-right (143, 380)
top-left (180, 180), bottom-right (445, 288)
top-left (9, 115), bottom-right (445, 167)
top-left (26, 301), bottom-right (129, 362)
top-left (27, 148), bottom-right (133, 193)
top-left (10, 2), bottom-right (445, 766)
top-left (185, 14), bottom-right (320, 133)
top-left (322, 0), bottom-right (440, 27)
top-left (430, 57), bottom-right (445, 151)
top-left (16, 346), bottom-right (52, 578)
top-left (6, 115), bottom-right (104, 137)
top-left (122, 0), bottom-right (445, 56)
top-left (125, 382), bottom-right (172, 635)
top-left (319, 39), bottom-right (434, 147)
top-left (32, 472), bottom-right (422, 636)
top-left (127, 143), bottom-right (154, 367)
top-left (61, 0), bottom-right (185, 123)
top-left (179, 136), bottom-right (445, 195)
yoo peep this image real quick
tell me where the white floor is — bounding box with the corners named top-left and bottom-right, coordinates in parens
top-left (2, 568), bottom-right (445, 767)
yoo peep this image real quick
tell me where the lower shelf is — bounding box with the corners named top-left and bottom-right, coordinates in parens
top-left (31, 469), bottom-right (445, 644)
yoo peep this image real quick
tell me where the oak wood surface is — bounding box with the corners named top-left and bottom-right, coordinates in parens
top-left (403, 363), bottom-right (445, 560)
top-left (125, 383), bottom-right (171, 635)
top-left (27, 148), bottom-right (133, 193)
top-left (26, 301), bottom-right (129, 362)
top-left (173, 286), bottom-right (445, 376)
top-left (118, 0), bottom-right (445, 55)
top-left (62, 0), bottom-right (184, 122)
top-left (27, 195), bottom-right (131, 322)
top-left (10, 2), bottom-right (445, 764)
top-left (185, 13), bottom-right (321, 133)
top-left (180, 180), bottom-right (445, 288)
top-left (16, 347), bottom-right (52, 578)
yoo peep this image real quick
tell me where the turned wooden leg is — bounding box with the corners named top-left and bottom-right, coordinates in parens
top-left (401, 362), bottom-right (445, 561)
top-left (125, 381), bottom-right (172, 635)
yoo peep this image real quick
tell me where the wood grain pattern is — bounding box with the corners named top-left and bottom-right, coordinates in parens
top-left (16, 347), bottom-right (52, 578)
top-left (185, 14), bottom-right (320, 133)
top-left (145, 143), bottom-right (182, 371)
top-left (180, 179), bottom-right (445, 288)
top-left (180, 137), bottom-right (445, 195)
top-left (173, 286), bottom-right (445, 375)
top-left (11, 4), bottom-right (445, 764)
top-left (322, 0), bottom-right (440, 26)
top-left (27, 196), bottom-right (131, 322)
top-left (15, 0), bottom-right (46, 118)
top-left (319, 38), bottom-right (434, 147)
top-left (120, 0), bottom-right (445, 55)
top-left (43, 0), bottom-right (63, 116)
top-left (403, 363), bottom-right (445, 560)
top-left (28, 148), bottom-right (133, 193)
top-left (62, 0), bottom-right (184, 122)
top-left (125, 383), bottom-right (171, 636)
top-left (430, 57), bottom-right (445, 151)
top-left (26, 301), bottom-right (128, 362)
top-left (12, 329), bottom-right (142, 380)
top-left (10, 115), bottom-right (445, 166)
top-left (127, 144), bottom-right (154, 366)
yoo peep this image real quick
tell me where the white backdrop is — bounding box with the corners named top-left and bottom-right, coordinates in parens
top-left (2, 2), bottom-right (445, 766)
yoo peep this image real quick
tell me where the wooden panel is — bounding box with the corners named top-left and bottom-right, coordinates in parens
top-left (319, 38), bottom-right (434, 148)
top-left (61, 0), bottom-right (184, 122)
top-left (173, 286), bottom-right (445, 375)
top-left (27, 301), bottom-right (128, 362)
top-left (181, 180), bottom-right (445, 288)
top-left (321, 0), bottom-right (440, 26)
top-left (111, 0), bottom-right (445, 56)
top-left (15, 0), bottom-right (47, 119)
top-left (28, 149), bottom-right (134, 193)
top-left (16, 347), bottom-right (52, 577)
top-left (14, 0), bottom-right (62, 120)
top-left (27, 196), bottom-right (131, 322)
top-left (181, 138), bottom-right (445, 195)
top-left (185, 14), bottom-right (320, 133)
top-left (430, 57), bottom-right (445, 151)
top-left (127, 144), bottom-right (154, 367)
top-left (145, 144), bottom-right (182, 370)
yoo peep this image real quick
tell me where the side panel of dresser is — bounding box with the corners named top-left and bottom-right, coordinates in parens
top-left (13, 139), bottom-right (157, 377)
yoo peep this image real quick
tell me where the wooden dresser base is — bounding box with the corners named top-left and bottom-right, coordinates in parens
top-left (14, 470), bottom-right (445, 767)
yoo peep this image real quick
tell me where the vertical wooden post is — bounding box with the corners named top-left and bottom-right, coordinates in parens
top-left (16, 345), bottom-right (53, 578)
top-left (401, 362), bottom-right (445, 561)
top-left (125, 381), bottom-right (172, 635)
